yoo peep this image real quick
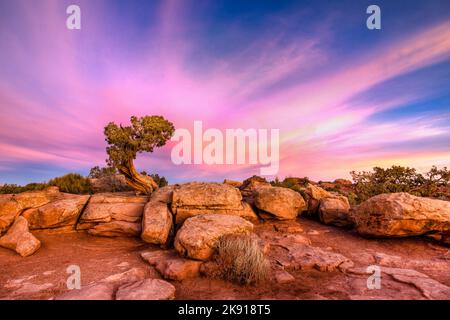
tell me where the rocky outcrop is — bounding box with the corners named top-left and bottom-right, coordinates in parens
top-left (0, 216), bottom-right (40, 257)
top-left (223, 179), bottom-right (242, 188)
top-left (22, 194), bottom-right (89, 232)
top-left (254, 186), bottom-right (306, 220)
top-left (353, 192), bottom-right (450, 238)
top-left (171, 183), bottom-right (258, 224)
top-left (115, 279), bottom-right (176, 300)
top-left (174, 214), bottom-right (254, 261)
top-left (77, 193), bottom-right (148, 237)
top-left (239, 176), bottom-right (271, 205)
top-left (299, 184), bottom-right (332, 215)
top-left (141, 186), bottom-right (174, 246)
top-left (141, 250), bottom-right (202, 280)
top-left (318, 195), bottom-right (353, 227)
top-left (0, 188), bottom-right (61, 234)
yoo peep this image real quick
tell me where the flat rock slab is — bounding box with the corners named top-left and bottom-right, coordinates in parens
top-left (115, 279), bottom-right (176, 300)
top-left (77, 193), bottom-right (148, 237)
top-left (268, 235), bottom-right (353, 272)
top-left (55, 283), bottom-right (115, 300)
top-left (348, 266), bottom-right (450, 300)
top-left (174, 214), bottom-right (254, 261)
top-left (141, 250), bottom-right (202, 281)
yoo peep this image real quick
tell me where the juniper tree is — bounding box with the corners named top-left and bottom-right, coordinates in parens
top-left (104, 115), bottom-right (175, 194)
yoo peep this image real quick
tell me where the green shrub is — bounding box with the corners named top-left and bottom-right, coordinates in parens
top-left (141, 172), bottom-right (169, 188)
top-left (88, 165), bottom-right (117, 179)
top-left (48, 173), bottom-right (93, 194)
top-left (350, 165), bottom-right (449, 202)
top-left (0, 182), bottom-right (48, 194)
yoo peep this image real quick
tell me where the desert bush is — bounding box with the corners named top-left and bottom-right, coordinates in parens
top-left (213, 234), bottom-right (270, 285)
top-left (0, 182), bottom-right (48, 194)
top-left (350, 165), bottom-right (450, 202)
top-left (141, 172), bottom-right (169, 188)
top-left (88, 165), bottom-right (117, 178)
top-left (48, 173), bottom-right (93, 194)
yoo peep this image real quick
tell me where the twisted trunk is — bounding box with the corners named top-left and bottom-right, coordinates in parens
top-left (117, 158), bottom-right (158, 195)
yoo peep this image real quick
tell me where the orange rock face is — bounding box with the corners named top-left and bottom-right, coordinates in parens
top-left (354, 192), bottom-right (450, 237)
top-left (174, 214), bottom-right (254, 261)
top-left (254, 186), bottom-right (306, 220)
top-left (0, 216), bottom-right (41, 257)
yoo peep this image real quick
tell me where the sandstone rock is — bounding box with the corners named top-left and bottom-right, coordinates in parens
top-left (299, 184), bottom-right (332, 215)
top-left (141, 201), bottom-right (173, 245)
top-left (174, 214), bottom-right (254, 261)
top-left (254, 186), bottom-right (306, 220)
top-left (274, 270), bottom-right (295, 284)
top-left (149, 185), bottom-right (175, 204)
top-left (86, 221), bottom-right (142, 237)
top-left (223, 179), bottom-right (242, 188)
top-left (171, 182), bottom-right (257, 224)
top-left (239, 176), bottom-right (271, 204)
top-left (101, 267), bottom-right (148, 286)
top-left (22, 194), bottom-right (89, 231)
top-left (268, 235), bottom-right (353, 272)
top-left (141, 250), bottom-right (202, 280)
top-left (0, 216), bottom-right (41, 257)
top-left (115, 279), bottom-right (175, 300)
top-left (77, 193), bottom-right (148, 237)
top-left (353, 193), bottom-right (450, 238)
top-left (0, 188), bottom-right (60, 234)
top-left (55, 283), bottom-right (115, 300)
top-left (318, 195), bottom-right (353, 227)
top-left (273, 221), bottom-right (303, 233)
top-left (348, 266), bottom-right (450, 300)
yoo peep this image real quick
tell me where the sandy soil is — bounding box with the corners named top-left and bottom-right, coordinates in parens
top-left (1, 217), bottom-right (449, 300)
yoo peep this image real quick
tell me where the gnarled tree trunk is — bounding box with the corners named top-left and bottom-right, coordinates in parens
top-left (117, 158), bottom-right (158, 195)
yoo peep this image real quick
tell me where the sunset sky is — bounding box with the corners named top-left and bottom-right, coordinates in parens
top-left (1, 0), bottom-right (450, 185)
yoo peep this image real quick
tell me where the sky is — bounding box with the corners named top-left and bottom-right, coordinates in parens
top-left (1, 0), bottom-right (450, 185)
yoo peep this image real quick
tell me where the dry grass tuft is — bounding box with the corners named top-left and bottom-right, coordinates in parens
top-left (213, 233), bottom-right (270, 285)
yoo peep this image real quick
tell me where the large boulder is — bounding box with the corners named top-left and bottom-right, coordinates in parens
top-left (22, 194), bottom-right (89, 232)
top-left (318, 195), bottom-right (353, 227)
top-left (0, 188), bottom-right (60, 234)
top-left (174, 214), bottom-right (254, 261)
top-left (115, 279), bottom-right (176, 300)
top-left (77, 193), bottom-right (148, 237)
top-left (171, 182), bottom-right (258, 224)
top-left (141, 186), bottom-right (174, 246)
top-left (0, 216), bottom-right (41, 257)
top-left (353, 192), bottom-right (450, 238)
top-left (254, 186), bottom-right (306, 220)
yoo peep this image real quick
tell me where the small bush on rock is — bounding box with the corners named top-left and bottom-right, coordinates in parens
top-left (48, 173), bottom-right (93, 194)
top-left (213, 234), bottom-right (270, 285)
